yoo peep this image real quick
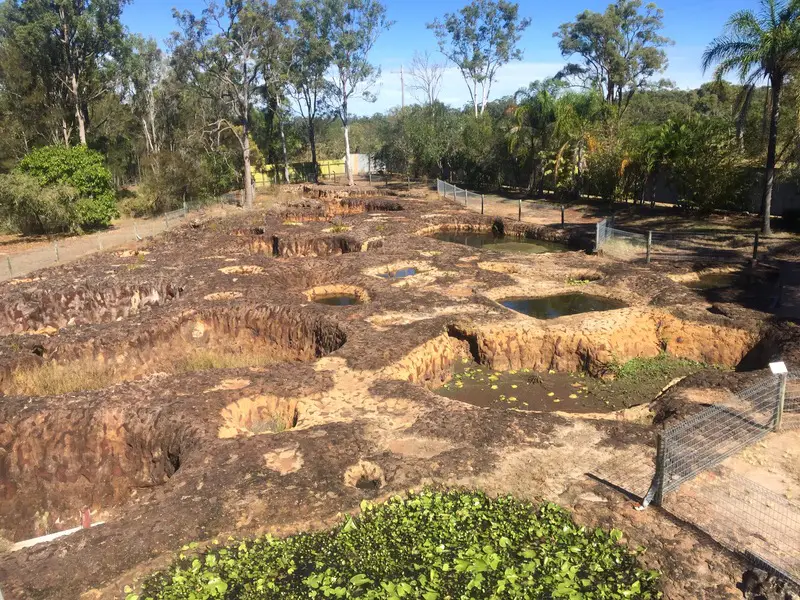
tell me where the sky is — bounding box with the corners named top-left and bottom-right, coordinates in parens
top-left (123, 0), bottom-right (758, 115)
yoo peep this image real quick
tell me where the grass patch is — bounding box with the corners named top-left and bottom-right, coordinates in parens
top-left (139, 490), bottom-right (660, 600)
top-left (6, 349), bottom-right (279, 397)
top-left (610, 353), bottom-right (706, 381)
top-left (587, 353), bottom-right (714, 409)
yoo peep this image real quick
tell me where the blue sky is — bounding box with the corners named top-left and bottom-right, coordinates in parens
top-left (123, 0), bottom-right (757, 114)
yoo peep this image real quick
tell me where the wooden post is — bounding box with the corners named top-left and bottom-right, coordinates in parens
top-left (368, 155), bottom-right (372, 185)
top-left (407, 176), bottom-right (411, 190)
top-left (54, 240), bottom-right (59, 262)
top-left (6, 256), bottom-right (11, 275)
top-left (775, 373), bottom-right (787, 431)
top-left (452, 186), bottom-right (456, 202)
top-left (753, 232), bottom-right (760, 262)
top-left (518, 198), bottom-right (522, 221)
top-left (481, 194), bottom-right (484, 215)
top-left (561, 205), bottom-right (565, 227)
top-left (164, 213), bottom-right (169, 229)
top-left (646, 231), bottom-right (653, 264)
top-left (464, 188), bottom-right (467, 206)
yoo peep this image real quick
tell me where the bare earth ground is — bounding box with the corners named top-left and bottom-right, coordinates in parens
top-left (0, 183), bottom-right (797, 599)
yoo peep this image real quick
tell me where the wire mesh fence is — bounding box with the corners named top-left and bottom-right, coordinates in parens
top-left (593, 371), bottom-right (800, 584)
top-left (665, 467), bottom-right (800, 583)
top-left (595, 217), bottom-right (760, 264)
top-left (0, 195), bottom-right (237, 283)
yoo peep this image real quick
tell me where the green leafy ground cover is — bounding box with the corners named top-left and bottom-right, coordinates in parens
top-left (139, 490), bottom-right (660, 600)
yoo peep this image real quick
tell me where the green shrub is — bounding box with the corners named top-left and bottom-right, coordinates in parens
top-left (140, 490), bottom-right (660, 600)
top-left (0, 173), bottom-right (79, 234)
top-left (16, 145), bottom-right (118, 229)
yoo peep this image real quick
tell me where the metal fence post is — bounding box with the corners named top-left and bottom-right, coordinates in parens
top-left (653, 434), bottom-right (665, 506)
top-left (183, 201), bottom-right (188, 217)
top-left (464, 189), bottom-right (468, 206)
top-left (775, 373), bottom-right (787, 431)
top-left (6, 256), bottom-right (11, 275)
top-left (452, 186), bottom-right (456, 202)
top-left (753, 232), bottom-right (760, 262)
top-left (639, 433), bottom-right (665, 509)
top-left (164, 213), bottom-right (169, 229)
top-left (518, 198), bottom-right (522, 221)
top-left (481, 194), bottom-right (484, 215)
top-left (646, 231), bottom-right (653, 264)
top-left (595, 220), bottom-right (602, 253)
top-left (54, 240), bottom-right (59, 262)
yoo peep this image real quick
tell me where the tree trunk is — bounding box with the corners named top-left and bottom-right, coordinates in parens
top-left (243, 133), bottom-right (253, 208)
top-left (308, 117), bottom-right (319, 183)
top-left (71, 72), bottom-right (87, 145)
top-left (473, 80), bottom-right (479, 118)
top-left (279, 115), bottom-right (290, 184)
top-left (762, 78), bottom-right (781, 235)
top-left (343, 121), bottom-right (354, 186)
top-left (62, 118), bottom-right (70, 147)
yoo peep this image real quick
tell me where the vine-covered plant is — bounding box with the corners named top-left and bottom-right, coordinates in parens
top-left (137, 490), bottom-right (660, 600)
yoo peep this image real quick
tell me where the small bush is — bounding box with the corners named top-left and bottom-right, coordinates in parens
top-left (0, 173), bottom-right (79, 234)
top-left (15, 145), bottom-right (118, 230)
top-left (140, 490), bottom-right (660, 599)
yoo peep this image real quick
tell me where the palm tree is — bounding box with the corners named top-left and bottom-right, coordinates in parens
top-left (702, 0), bottom-right (800, 235)
top-left (508, 80), bottom-right (559, 196)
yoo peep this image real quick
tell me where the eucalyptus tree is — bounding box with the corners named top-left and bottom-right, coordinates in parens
top-left (555, 0), bottom-right (671, 116)
top-left (287, 0), bottom-right (332, 182)
top-left (428, 0), bottom-right (530, 117)
top-left (703, 0), bottom-right (800, 234)
top-left (407, 50), bottom-right (445, 106)
top-left (172, 0), bottom-right (290, 208)
top-left (325, 0), bottom-right (391, 186)
top-left (0, 0), bottom-right (130, 146)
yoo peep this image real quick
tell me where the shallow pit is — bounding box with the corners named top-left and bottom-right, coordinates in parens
top-left (1, 307), bottom-right (346, 397)
top-left (314, 294), bottom-right (362, 306)
top-left (218, 395), bottom-right (299, 439)
top-left (430, 230), bottom-right (568, 254)
top-left (0, 407), bottom-right (185, 542)
top-left (499, 293), bottom-right (628, 319)
top-left (378, 267), bottom-right (418, 280)
top-left (344, 460), bottom-right (386, 494)
top-left (437, 361), bottom-right (614, 413)
top-left (304, 285), bottom-right (370, 306)
top-left (0, 281), bottom-right (182, 336)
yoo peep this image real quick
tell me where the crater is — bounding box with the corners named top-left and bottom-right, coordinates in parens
top-left (499, 294), bottom-right (628, 319)
top-left (430, 229), bottom-right (568, 254)
top-left (0, 406), bottom-right (186, 542)
top-left (1, 307), bottom-right (346, 397)
top-left (0, 281), bottom-right (182, 335)
top-left (305, 285), bottom-right (369, 306)
top-left (344, 460), bottom-right (386, 493)
top-left (270, 234), bottom-right (382, 258)
top-left (218, 395), bottom-right (300, 439)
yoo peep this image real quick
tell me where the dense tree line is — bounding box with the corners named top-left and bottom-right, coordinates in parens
top-left (0, 0), bottom-right (799, 234)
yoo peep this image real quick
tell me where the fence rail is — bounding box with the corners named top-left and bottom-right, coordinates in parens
top-left (436, 179), bottom-right (568, 223)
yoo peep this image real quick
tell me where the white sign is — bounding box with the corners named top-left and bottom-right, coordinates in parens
top-left (769, 361), bottom-right (788, 375)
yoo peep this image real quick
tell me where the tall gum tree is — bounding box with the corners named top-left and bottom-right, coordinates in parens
top-left (555, 0), bottom-right (671, 117)
top-left (172, 0), bottom-right (290, 208)
top-left (325, 0), bottom-right (391, 186)
top-left (428, 0), bottom-right (530, 118)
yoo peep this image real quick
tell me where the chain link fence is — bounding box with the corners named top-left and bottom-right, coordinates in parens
top-left (0, 194), bottom-right (239, 283)
top-left (595, 217), bottom-right (760, 263)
